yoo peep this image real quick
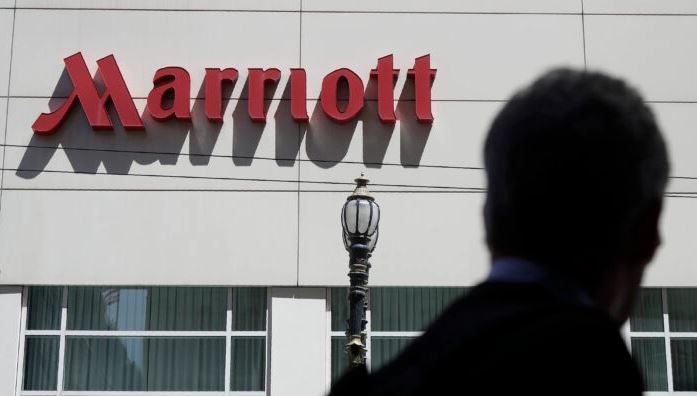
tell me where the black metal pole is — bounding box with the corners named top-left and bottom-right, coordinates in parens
top-left (346, 242), bottom-right (371, 368)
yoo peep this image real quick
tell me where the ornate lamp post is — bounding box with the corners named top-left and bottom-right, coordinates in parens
top-left (341, 173), bottom-right (380, 368)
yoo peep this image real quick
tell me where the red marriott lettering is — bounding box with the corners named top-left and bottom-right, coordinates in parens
top-left (32, 53), bottom-right (437, 135)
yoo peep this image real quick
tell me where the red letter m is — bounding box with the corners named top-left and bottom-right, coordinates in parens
top-left (32, 52), bottom-right (144, 135)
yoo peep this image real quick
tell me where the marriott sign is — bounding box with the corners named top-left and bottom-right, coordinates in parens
top-left (32, 53), bottom-right (437, 135)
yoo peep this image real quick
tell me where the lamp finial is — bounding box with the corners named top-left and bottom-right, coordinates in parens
top-left (351, 173), bottom-right (372, 199)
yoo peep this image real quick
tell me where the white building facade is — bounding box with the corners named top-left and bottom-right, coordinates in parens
top-left (0, 0), bottom-right (696, 395)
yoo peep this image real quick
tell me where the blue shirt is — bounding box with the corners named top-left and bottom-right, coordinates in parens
top-left (487, 257), bottom-right (595, 308)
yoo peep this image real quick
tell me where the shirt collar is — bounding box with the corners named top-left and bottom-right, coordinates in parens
top-left (487, 257), bottom-right (595, 308)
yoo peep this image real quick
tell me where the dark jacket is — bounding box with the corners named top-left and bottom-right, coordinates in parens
top-left (330, 281), bottom-right (643, 395)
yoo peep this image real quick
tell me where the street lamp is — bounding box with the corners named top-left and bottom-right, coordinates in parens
top-left (341, 173), bottom-right (380, 368)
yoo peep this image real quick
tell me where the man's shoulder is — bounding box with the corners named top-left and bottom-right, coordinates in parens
top-left (414, 281), bottom-right (627, 358)
top-left (415, 281), bottom-right (611, 340)
top-left (365, 282), bottom-right (641, 395)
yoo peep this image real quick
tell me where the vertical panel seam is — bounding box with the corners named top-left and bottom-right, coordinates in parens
top-left (0, 1), bottom-right (17, 216)
top-left (581, 0), bottom-right (587, 70)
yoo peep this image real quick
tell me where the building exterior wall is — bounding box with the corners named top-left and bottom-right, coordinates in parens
top-left (1, 1), bottom-right (697, 395)
top-left (1, 1), bottom-right (697, 287)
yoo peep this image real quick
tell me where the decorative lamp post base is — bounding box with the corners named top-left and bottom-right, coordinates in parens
top-left (345, 247), bottom-right (371, 368)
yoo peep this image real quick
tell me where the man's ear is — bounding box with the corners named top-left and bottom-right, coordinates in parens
top-left (628, 199), bottom-right (663, 265)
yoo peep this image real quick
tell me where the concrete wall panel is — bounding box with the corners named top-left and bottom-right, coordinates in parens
top-left (10, 9), bottom-right (300, 98)
top-left (301, 13), bottom-right (584, 101)
top-left (585, 15), bottom-right (697, 101)
top-left (17, 0), bottom-right (299, 10)
top-left (0, 190), bottom-right (298, 285)
top-left (0, 10), bottom-right (13, 96)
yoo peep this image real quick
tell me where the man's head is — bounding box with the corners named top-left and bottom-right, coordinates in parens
top-left (483, 68), bottom-right (670, 321)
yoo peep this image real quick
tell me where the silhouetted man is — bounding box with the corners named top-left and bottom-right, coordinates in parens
top-left (329, 69), bottom-right (669, 394)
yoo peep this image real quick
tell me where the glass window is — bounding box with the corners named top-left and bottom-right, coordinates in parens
top-left (20, 286), bottom-right (267, 395)
top-left (629, 288), bottom-right (663, 332)
top-left (27, 287), bottom-right (62, 330)
top-left (671, 339), bottom-right (697, 391)
top-left (370, 337), bottom-right (414, 371)
top-left (667, 288), bottom-right (697, 332)
top-left (628, 288), bottom-right (697, 392)
top-left (331, 337), bottom-right (349, 384)
top-left (232, 288), bottom-right (267, 331)
top-left (631, 338), bottom-right (668, 391)
top-left (23, 336), bottom-right (59, 391)
top-left (230, 337), bottom-right (266, 391)
top-left (331, 287), bottom-right (349, 332)
top-left (64, 337), bottom-right (225, 391)
top-left (67, 287), bottom-right (227, 331)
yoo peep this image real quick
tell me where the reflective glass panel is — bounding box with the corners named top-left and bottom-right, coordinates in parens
top-left (671, 339), bottom-right (697, 391)
top-left (67, 287), bottom-right (226, 331)
top-left (331, 337), bottom-right (349, 384)
top-left (370, 337), bottom-right (415, 371)
top-left (630, 288), bottom-right (664, 332)
top-left (231, 288), bottom-right (267, 331)
top-left (331, 288), bottom-right (349, 332)
top-left (230, 337), bottom-right (266, 391)
top-left (667, 289), bottom-right (697, 332)
top-left (23, 336), bottom-right (59, 391)
top-left (27, 287), bottom-right (62, 330)
top-left (64, 337), bottom-right (225, 391)
top-left (631, 338), bottom-right (668, 391)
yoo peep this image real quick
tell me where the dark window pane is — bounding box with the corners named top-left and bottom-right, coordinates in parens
top-left (27, 287), bottom-right (62, 330)
top-left (64, 337), bottom-right (146, 391)
top-left (146, 338), bottom-right (225, 391)
top-left (667, 289), bottom-right (697, 332)
top-left (231, 288), bottom-right (267, 331)
top-left (671, 339), bottom-right (697, 391)
top-left (23, 336), bottom-right (59, 390)
top-left (64, 337), bottom-right (225, 391)
top-left (631, 338), bottom-right (668, 391)
top-left (630, 288), bottom-right (663, 332)
top-left (371, 337), bottom-right (415, 371)
top-left (230, 337), bottom-right (266, 391)
top-left (331, 337), bottom-right (349, 383)
top-left (148, 287), bottom-right (226, 331)
top-left (371, 288), bottom-right (467, 331)
top-left (67, 287), bottom-right (226, 331)
top-left (331, 288), bottom-right (349, 332)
